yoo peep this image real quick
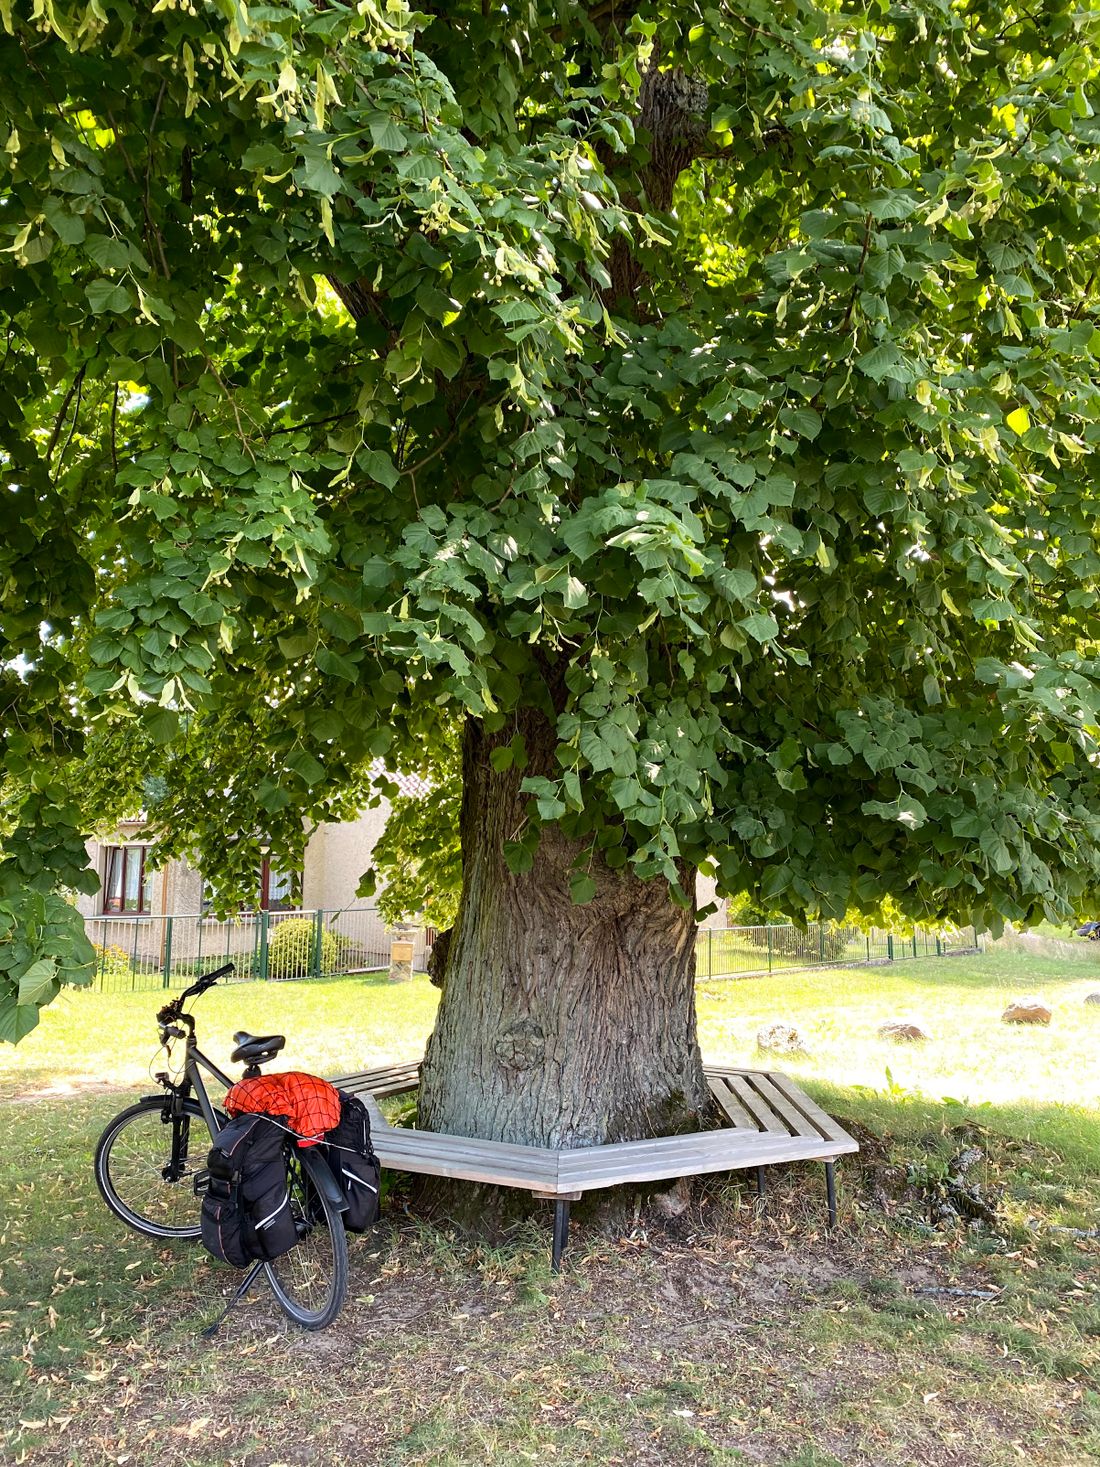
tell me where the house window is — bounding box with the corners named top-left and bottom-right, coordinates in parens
top-left (200, 861), bottom-right (300, 913)
top-left (102, 846), bottom-right (153, 914)
top-left (260, 859), bottom-right (299, 912)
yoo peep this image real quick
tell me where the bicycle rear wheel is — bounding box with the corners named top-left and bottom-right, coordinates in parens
top-left (265, 1146), bottom-right (348, 1329)
top-left (95, 1097), bottom-right (224, 1239)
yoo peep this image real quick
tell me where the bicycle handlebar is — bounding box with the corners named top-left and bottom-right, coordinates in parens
top-left (156, 962), bottom-right (235, 1027)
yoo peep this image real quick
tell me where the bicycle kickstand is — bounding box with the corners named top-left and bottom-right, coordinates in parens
top-left (200, 1259), bottom-right (266, 1340)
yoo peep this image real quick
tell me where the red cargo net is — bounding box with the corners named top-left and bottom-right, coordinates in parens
top-left (224, 1071), bottom-right (341, 1144)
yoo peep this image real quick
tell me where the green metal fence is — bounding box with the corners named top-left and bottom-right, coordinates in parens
top-left (694, 922), bottom-right (980, 981)
top-left (86, 907), bottom-right (413, 993)
top-left (86, 910), bottom-right (978, 994)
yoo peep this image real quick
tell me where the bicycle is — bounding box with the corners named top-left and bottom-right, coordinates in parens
top-left (94, 962), bottom-right (349, 1330)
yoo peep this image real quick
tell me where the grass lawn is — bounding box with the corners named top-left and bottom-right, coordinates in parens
top-left (1, 951), bottom-right (1097, 1466)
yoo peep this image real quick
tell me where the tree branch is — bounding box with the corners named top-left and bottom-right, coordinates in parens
top-left (839, 212), bottom-right (874, 334)
top-left (45, 366), bottom-right (86, 475)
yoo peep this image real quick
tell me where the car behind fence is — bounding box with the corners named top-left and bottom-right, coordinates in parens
top-left (85, 908), bottom-right (979, 993)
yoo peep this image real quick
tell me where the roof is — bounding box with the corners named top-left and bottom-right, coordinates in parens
top-left (369, 760), bottom-right (432, 800)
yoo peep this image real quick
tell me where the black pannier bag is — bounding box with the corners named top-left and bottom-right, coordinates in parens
top-left (200, 1112), bottom-right (299, 1267)
top-left (322, 1091), bottom-right (380, 1232)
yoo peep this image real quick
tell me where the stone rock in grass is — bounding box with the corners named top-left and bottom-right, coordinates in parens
top-left (756, 1021), bottom-right (807, 1055)
top-left (878, 1020), bottom-right (931, 1043)
top-left (1001, 997), bottom-right (1052, 1025)
top-left (1085, 993), bottom-right (1100, 1007)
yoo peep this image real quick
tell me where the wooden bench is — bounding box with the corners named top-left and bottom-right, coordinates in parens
top-left (331, 1060), bottom-right (858, 1269)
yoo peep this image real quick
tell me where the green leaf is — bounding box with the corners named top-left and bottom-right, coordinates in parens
top-left (863, 794), bottom-right (928, 830)
top-left (85, 234), bottom-right (132, 271)
top-left (42, 198), bottom-right (86, 244)
top-left (0, 998), bottom-right (40, 1044)
top-left (315, 647), bottom-right (359, 681)
top-left (360, 450), bottom-right (400, 489)
top-left (85, 279), bottom-right (131, 314)
top-left (286, 750), bottom-right (326, 786)
top-left (570, 871), bottom-right (598, 904)
top-left (17, 958), bottom-right (57, 1008)
top-left (760, 866), bottom-right (792, 901)
top-left (1005, 406), bottom-right (1031, 435)
top-left (242, 141), bottom-right (288, 171)
top-left (147, 709), bottom-right (179, 745)
top-left (561, 575), bottom-right (587, 610)
top-left (779, 406), bottom-right (821, 440)
top-left (503, 840), bottom-right (535, 875)
top-left (856, 343), bottom-right (904, 381)
top-left (369, 119), bottom-right (407, 152)
top-left (297, 152), bottom-right (343, 198)
top-left (715, 567), bottom-right (757, 603)
top-left (740, 612), bottom-right (779, 642)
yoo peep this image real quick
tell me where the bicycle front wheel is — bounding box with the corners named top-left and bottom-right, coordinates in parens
top-left (265, 1146), bottom-right (348, 1330)
top-left (95, 1097), bottom-right (223, 1240)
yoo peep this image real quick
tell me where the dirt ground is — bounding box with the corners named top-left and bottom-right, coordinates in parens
top-left (5, 1102), bottom-right (1097, 1467)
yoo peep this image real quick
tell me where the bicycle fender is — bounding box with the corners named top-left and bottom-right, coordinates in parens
top-left (304, 1148), bottom-right (348, 1213)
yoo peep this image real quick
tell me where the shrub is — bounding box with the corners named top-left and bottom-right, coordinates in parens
top-left (93, 942), bottom-right (133, 983)
top-left (267, 917), bottom-right (338, 980)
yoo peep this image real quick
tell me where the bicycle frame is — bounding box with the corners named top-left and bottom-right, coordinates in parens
top-left (160, 1034), bottom-right (233, 1135)
top-left (149, 963), bottom-right (239, 1176)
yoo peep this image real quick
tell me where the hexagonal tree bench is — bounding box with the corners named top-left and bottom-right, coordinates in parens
top-left (330, 1060), bottom-right (858, 1270)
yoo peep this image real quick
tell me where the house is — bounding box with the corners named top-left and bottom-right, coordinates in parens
top-left (77, 765), bottom-right (436, 920)
top-left (76, 772), bottom-right (434, 980)
top-left (77, 773), bottom-right (726, 985)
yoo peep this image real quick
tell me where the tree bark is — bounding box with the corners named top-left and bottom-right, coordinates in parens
top-left (419, 711), bottom-right (710, 1148)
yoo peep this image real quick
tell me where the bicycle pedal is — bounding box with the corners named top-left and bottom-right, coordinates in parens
top-left (192, 1168), bottom-right (211, 1197)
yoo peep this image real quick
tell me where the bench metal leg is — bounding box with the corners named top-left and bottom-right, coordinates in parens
top-left (551, 1200), bottom-right (570, 1273)
top-left (825, 1161), bottom-right (837, 1230)
top-left (755, 1167), bottom-right (767, 1200)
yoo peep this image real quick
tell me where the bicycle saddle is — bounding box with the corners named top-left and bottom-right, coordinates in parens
top-left (231, 1031), bottom-right (286, 1065)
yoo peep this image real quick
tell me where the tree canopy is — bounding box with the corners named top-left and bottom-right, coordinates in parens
top-left (4, 0), bottom-right (1100, 1041)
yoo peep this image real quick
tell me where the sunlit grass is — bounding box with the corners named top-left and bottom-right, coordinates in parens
top-left (3, 951), bottom-right (1097, 1117)
top-left (0, 970), bottom-right (439, 1099)
top-left (696, 953), bottom-right (1099, 1104)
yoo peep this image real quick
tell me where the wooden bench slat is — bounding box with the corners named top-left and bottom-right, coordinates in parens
top-left (361, 1094), bottom-right (394, 1133)
top-left (746, 1072), bottom-right (820, 1139)
top-left (372, 1150), bottom-right (560, 1185)
top-left (374, 1140), bottom-right (557, 1182)
top-left (727, 1075), bottom-right (789, 1134)
top-left (340, 1075), bottom-right (415, 1091)
top-left (707, 1075), bottom-right (757, 1130)
top-left (555, 1126), bottom-right (827, 1174)
top-left (337, 1070), bottom-right (421, 1090)
top-left (335, 1062), bottom-right (422, 1082)
top-left (330, 1059), bottom-right (858, 1200)
top-left (370, 1151), bottom-right (558, 1191)
top-left (557, 1134), bottom-right (848, 1190)
top-left (769, 1075), bottom-right (858, 1148)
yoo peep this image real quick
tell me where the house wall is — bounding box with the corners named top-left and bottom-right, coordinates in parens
top-left (696, 874), bottom-right (724, 928)
top-left (77, 807), bottom-right (729, 931)
top-left (302, 803), bottom-right (390, 912)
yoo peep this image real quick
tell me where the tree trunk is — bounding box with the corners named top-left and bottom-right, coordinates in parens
top-left (419, 712), bottom-right (709, 1148)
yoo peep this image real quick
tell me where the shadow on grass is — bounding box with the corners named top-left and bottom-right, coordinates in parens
top-left (880, 950), bottom-right (1100, 994)
top-left (803, 1075), bottom-right (1100, 1191)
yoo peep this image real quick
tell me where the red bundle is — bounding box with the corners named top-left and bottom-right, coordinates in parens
top-left (224, 1071), bottom-right (342, 1144)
